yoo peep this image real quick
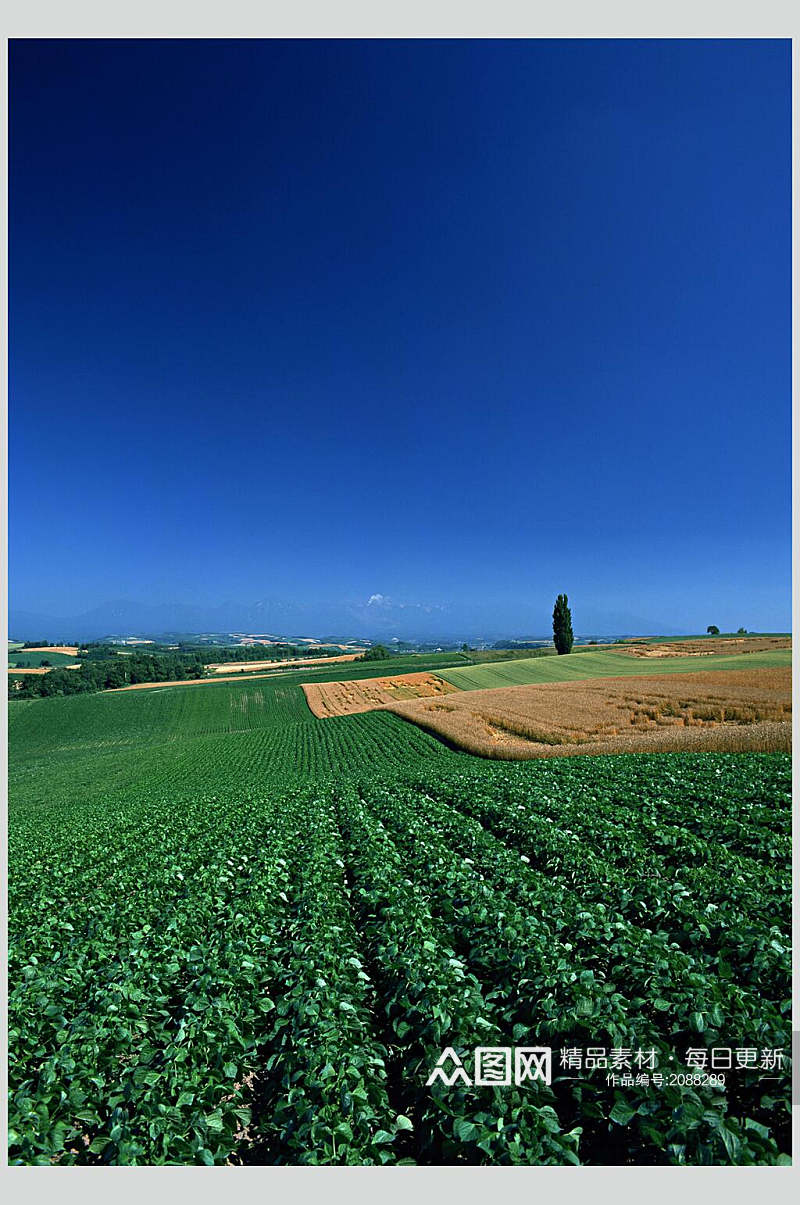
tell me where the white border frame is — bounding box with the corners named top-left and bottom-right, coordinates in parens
top-left (1, 5), bottom-right (796, 1202)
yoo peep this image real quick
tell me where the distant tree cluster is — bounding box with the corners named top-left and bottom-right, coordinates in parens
top-left (491, 641), bottom-right (549, 650)
top-left (361, 644), bottom-right (391, 661)
top-left (9, 652), bottom-right (207, 700)
top-left (192, 642), bottom-right (344, 664)
top-left (79, 643), bottom-right (127, 661)
top-left (21, 640), bottom-right (53, 649)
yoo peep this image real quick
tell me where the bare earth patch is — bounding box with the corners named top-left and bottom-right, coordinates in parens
top-left (386, 668), bottom-right (791, 759)
top-left (303, 672), bottom-right (459, 717)
top-left (620, 637), bottom-right (790, 659)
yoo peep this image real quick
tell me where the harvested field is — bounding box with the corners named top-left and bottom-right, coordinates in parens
top-left (303, 672), bottom-right (458, 717)
top-left (207, 653), bottom-right (363, 674)
top-left (387, 668), bottom-right (791, 759)
top-left (620, 636), bottom-right (790, 659)
top-left (16, 645), bottom-right (79, 656)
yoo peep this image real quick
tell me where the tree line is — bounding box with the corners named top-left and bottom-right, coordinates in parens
top-left (183, 642), bottom-right (348, 664)
top-left (9, 652), bottom-right (207, 699)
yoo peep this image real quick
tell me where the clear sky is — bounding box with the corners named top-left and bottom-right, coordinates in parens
top-left (10, 39), bottom-right (791, 636)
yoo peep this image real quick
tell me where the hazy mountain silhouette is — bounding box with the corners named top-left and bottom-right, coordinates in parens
top-left (9, 596), bottom-right (680, 643)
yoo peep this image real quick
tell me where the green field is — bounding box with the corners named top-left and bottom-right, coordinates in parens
top-left (8, 650), bottom-right (79, 668)
top-left (8, 664), bottom-right (792, 1166)
top-left (205, 651), bottom-right (470, 681)
top-left (438, 647), bottom-right (792, 691)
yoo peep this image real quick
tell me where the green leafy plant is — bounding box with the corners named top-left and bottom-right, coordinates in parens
top-left (8, 668), bottom-right (791, 1166)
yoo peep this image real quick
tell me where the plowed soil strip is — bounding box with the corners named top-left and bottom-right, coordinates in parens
top-left (303, 672), bottom-right (458, 717)
top-left (620, 636), bottom-right (790, 659)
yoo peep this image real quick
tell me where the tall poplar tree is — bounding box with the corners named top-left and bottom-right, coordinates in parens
top-left (552, 594), bottom-right (574, 655)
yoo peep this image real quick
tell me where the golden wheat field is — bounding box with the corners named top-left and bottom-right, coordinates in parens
top-left (14, 645), bottom-right (80, 656)
top-left (207, 652), bottom-right (363, 674)
top-left (302, 671), bottom-right (459, 717)
top-left (620, 636), bottom-right (790, 659)
top-left (385, 667), bottom-right (792, 759)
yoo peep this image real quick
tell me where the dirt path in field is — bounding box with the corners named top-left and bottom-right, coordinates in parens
top-left (8, 665), bottom-right (81, 675)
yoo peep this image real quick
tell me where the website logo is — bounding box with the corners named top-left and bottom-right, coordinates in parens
top-left (426, 1046), bottom-right (552, 1088)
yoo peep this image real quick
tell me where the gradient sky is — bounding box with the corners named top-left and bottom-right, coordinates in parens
top-left (10, 39), bottom-right (791, 634)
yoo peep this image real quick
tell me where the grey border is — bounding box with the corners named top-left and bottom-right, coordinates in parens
top-left (0, 2), bottom-right (797, 1201)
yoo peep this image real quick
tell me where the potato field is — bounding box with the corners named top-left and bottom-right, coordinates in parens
top-left (7, 666), bottom-right (792, 1165)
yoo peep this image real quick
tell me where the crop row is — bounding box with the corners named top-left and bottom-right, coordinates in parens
top-left (9, 685), bottom-right (792, 1168)
top-left (10, 791), bottom-right (302, 1164)
top-left (404, 775), bottom-right (789, 993)
top-left (335, 782), bottom-right (582, 1164)
top-left (347, 780), bottom-right (789, 1164)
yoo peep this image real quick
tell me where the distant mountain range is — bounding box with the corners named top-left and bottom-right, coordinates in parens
top-left (10, 599), bottom-right (359, 642)
top-left (8, 596), bottom-right (681, 644)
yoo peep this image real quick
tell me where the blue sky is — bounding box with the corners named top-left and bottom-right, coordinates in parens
top-left (10, 39), bottom-right (791, 635)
